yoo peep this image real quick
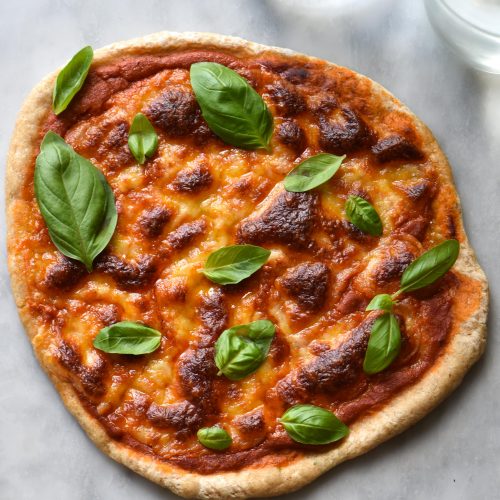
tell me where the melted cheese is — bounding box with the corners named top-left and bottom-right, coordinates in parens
top-left (10, 51), bottom-right (470, 470)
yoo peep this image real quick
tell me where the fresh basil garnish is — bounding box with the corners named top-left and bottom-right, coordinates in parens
top-left (399, 239), bottom-right (460, 293)
top-left (197, 426), bottom-right (232, 450)
top-left (215, 320), bottom-right (275, 380)
top-left (345, 195), bottom-right (383, 236)
top-left (280, 404), bottom-right (349, 445)
top-left (363, 313), bottom-right (401, 374)
top-left (53, 46), bottom-right (93, 115)
top-left (366, 294), bottom-right (394, 312)
top-left (362, 241), bottom-right (460, 374)
top-left (128, 113), bottom-right (158, 164)
top-left (93, 321), bottom-right (161, 355)
top-left (34, 131), bottom-right (117, 271)
top-left (202, 244), bottom-right (271, 285)
top-left (190, 62), bottom-right (273, 150)
top-left (283, 153), bottom-right (345, 193)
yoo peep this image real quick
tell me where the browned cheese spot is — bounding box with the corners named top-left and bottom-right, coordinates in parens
top-left (393, 179), bottom-right (437, 241)
top-left (234, 408), bottom-right (266, 435)
top-left (237, 190), bottom-right (318, 249)
top-left (279, 262), bottom-right (330, 312)
top-left (177, 347), bottom-right (218, 415)
top-left (146, 401), bottom-right (204, 438)
top-left (138, 206), bottom-right (172, 239)
top-left (371, 135), bottom-right (423, 163)
top-left (277, 119), bottom-right (307, 153)
top-left (374, 249), bottom-right (414, 286)
top-left (145, 89), bottom-right (201, 136)
top-left (319, 107), bottom-right (373, 155)
top-left (95, 255), bottom-right (156, 289)
top-left (169, 164), bottom-right (213, 193)
top-left (57, 341), bottom-right (107, 397)
top-left (277, 318), bottom-right (373, 405)
top-left (267, 84), bottom-right (306, 117)
top-left (43, 255), bottom-right (86, 289)
top-left (165, 219), bottom-right (206, 250)
top-left (95, 303), bottom-right (122, 326)
top-left (197, 287), bottom-right (228, 343)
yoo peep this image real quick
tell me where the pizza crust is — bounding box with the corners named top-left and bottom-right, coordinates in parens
top-left (6, 32), bottom-right (488, 499)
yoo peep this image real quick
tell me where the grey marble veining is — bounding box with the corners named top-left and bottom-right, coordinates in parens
top-left (0, 1), bottom-right (498, 499)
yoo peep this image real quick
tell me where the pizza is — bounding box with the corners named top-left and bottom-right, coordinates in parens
top-left (6, 32), bottom-right (488, 498)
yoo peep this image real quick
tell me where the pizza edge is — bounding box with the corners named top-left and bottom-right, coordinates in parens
top-left (6, 32), bottom-right (488, 499)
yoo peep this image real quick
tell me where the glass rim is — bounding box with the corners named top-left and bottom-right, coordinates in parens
top-left (436, 0), bottom-right (500, 39)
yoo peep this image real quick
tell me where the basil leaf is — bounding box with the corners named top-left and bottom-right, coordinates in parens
top-left (400, 239), bottom-right (460, 293)
top-left (366, 294), bottom-right (394, 312)
top-left (53, 46), bottom-right (93, 115)
top-left (34, 132), bottom-right (117, 271)
top-left (283, 153), bottom-right (345, 192)
top-left (190, 62), bottom-right (273, 150)
top-left (363, 313), bottom-right (401, 374)
top-left (215, 320), bottom-right (275, 380)
top-left (280, 404), bottom-right (349, 445)
top-left (197, 426), bottom-right (232, 450)
top-left (128, 113), bottom-right (158, 164)
top-left (345, 195), bottom-right (383, 236)
top-left (202, 244), bottom-right (271, 285)
top-left (93, 321), bottom-right (161, 355)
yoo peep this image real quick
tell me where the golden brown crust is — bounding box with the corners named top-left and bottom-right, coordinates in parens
top-left (6, 32), bottom-right (488, 498)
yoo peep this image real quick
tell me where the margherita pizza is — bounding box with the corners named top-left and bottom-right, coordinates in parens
top-left (6, 32), bottom-right (488, 498)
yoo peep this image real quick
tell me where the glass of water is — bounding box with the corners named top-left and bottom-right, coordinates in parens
top-left (425, 0), bottom-right (500, 73)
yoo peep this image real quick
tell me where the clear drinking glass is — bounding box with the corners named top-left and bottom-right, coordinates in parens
top-left (425, 0), bottom-right (500, 73)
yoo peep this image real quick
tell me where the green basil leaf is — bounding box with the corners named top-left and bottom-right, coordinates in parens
top-left (197, 426), bottom-right (232, 450)
top-left (283, 153), bottom-right (345, 192)
top-left (366, 294), bottom-right (394, 312)
top-left (280, 404), bottom-right (349, 445)
top-left (400, 239), bottom-right (460, 293)
top-left (34, 132), bottom-right (117, 271)
top-left (53, 46), bottom-right (93, 115)
top-left (128, 113), bottom-right (158, 164)
top-left (93, 321), bottom-right (161, 355)
top-left (345, 195), bottom-right (383, 236)
top-left (202, 244), bottom-right (271, 285)
top-left (363, 313), bottom-right (401, 374)
top-left (190, 62), bottom-right (273, 150)
top-left (215, 320), bottom-right (275, 380)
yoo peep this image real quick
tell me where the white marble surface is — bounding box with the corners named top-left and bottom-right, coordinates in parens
top-left (0, 1), bottom-right (499, 499)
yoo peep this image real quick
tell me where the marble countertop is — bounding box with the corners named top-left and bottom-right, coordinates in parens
top-left (1, 1), bottom-right (498, 498)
